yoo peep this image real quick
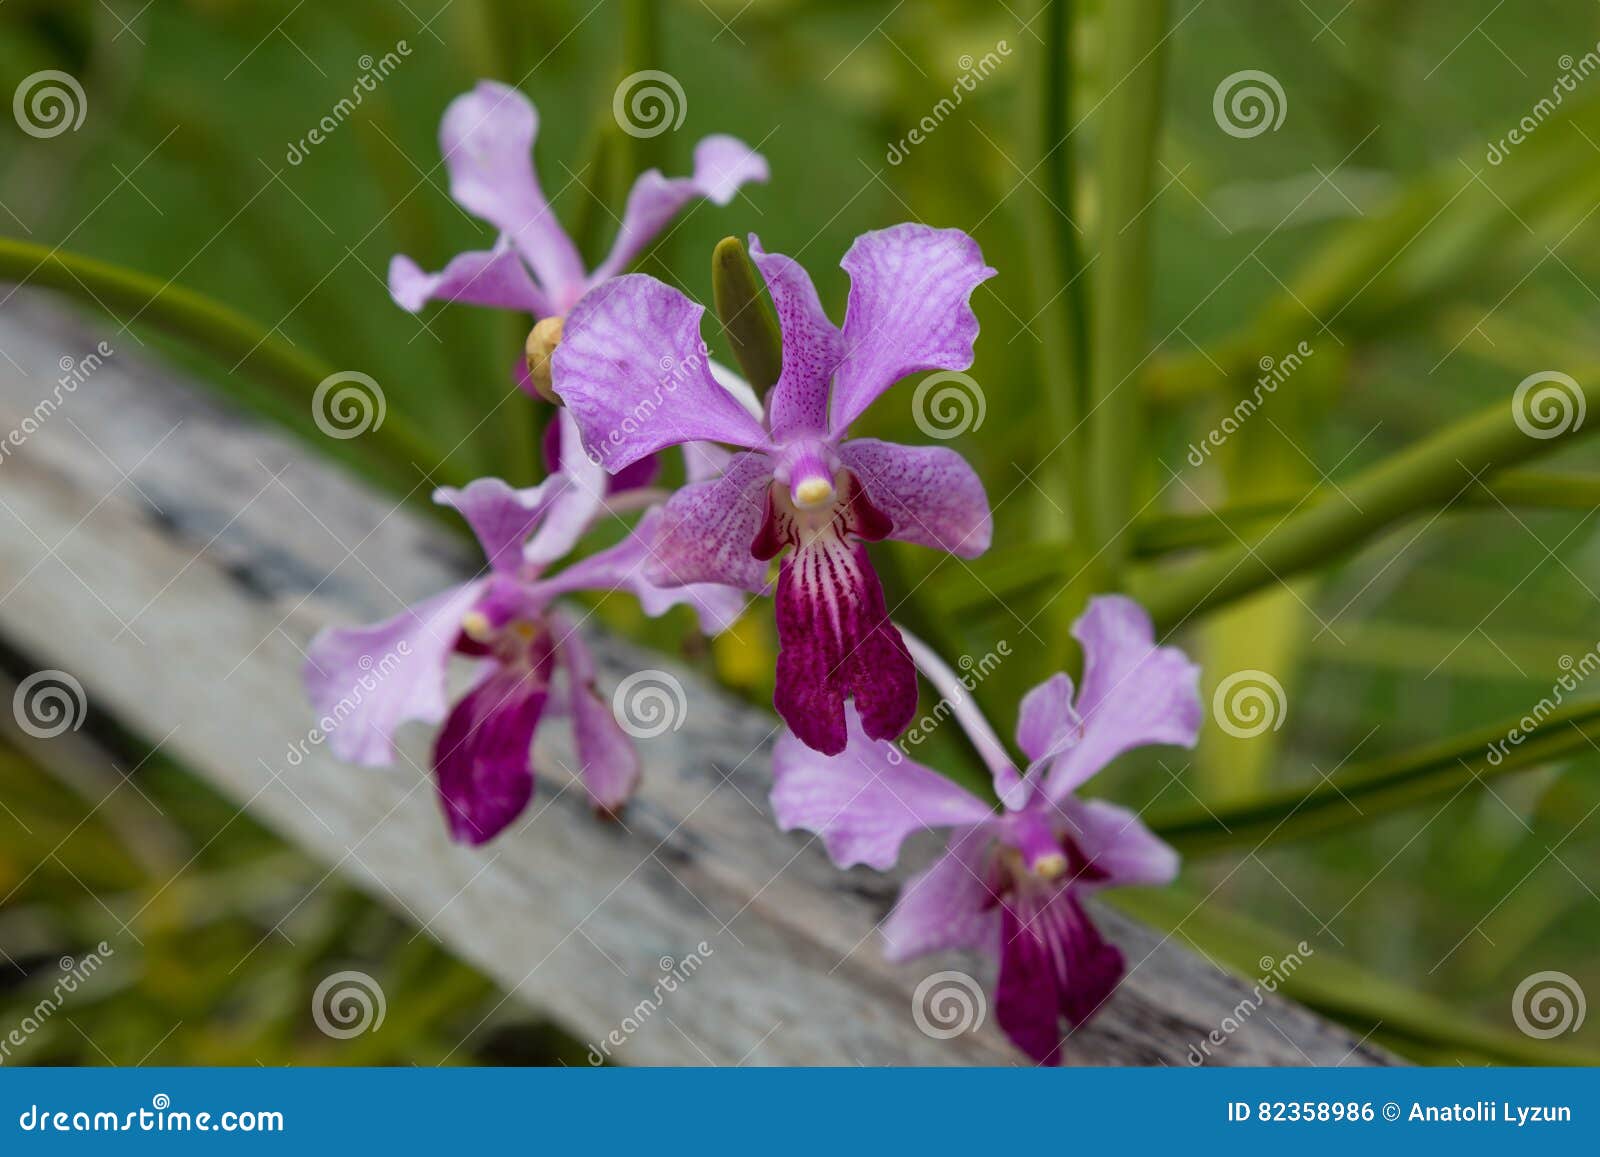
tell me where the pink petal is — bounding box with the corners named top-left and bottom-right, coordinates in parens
top-left (554, 623), bottom-right (641, 813)
top-left (1062, 797), bottom-right (1179, 891)
top-left (747, 235), bottom-right (843, 440)
top-left (995, 889), bottom-right (1124, 1065)
top-left (387, 246), bottom-right (548, 316)
top-left (642, 450), bottom-right (773, 592)
top-left (303, 581), bottom-right (484, 767)
top-left (881, 825), bottom-right (1000, 962)
top-left (829, 224), bottom-right (996, 435)
top-left (440, 81), bottom-right (586, 304)
top-left (432, 643), bottom-right (553, 845)
top-left (589, 136), bottom-right (770, 283)
top-left (552, 275), bottom-right (770, 471)
top-left (839, 439), bottom-right (992, 558)
top-left (1043, 596), bottom-right (1203, 801)
top-left (525, 410), bottom-right (609, 569)
top-left (433, 477), bottom-right (560, 573)
top-left (1014, 672), bottom-right (1081, 768)
top-left (533, 508), bottom-right (748, 635)
top-left (770, 706), bottom-right (992, 871)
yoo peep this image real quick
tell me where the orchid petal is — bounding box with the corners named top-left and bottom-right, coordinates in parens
top-left (770, 706), bottom-right (992, 870)
top-left (830, 224), bottom-right (995, 435)
top-left (554, 623), bottom-right (641, 813)
top-left (525, 409), bottom-right (609, 568)
top-left (1062, 797), bottom-right (1179, 891)
top-left (589, 136), bottom-right (769, 282)
top-left (881, 826), bottom-right (999, 962)
top-left (553, 275), bottom-right (770, 470)
top-left (643, 450), bottom-right (773, 592)
top-left (433, 477), bottom-right (559, 574)
top-left (748, 235), bottom-right (843, 440)
top-left (839, 439), bottom-right (992, 558)
top-left (1042, 596), bottom-right (1203, 801)
top-left (440, 81), bottom-right (586, 304)
top-left (388, 244), bottom-right (549, 316)
top-left (303, 581), bottom-right (484, 767)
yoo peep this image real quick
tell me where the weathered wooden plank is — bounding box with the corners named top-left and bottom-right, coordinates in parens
top-left (0, 295), bottom-right (1392, 1065)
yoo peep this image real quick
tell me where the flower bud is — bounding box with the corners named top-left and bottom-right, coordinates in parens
top-left (524, 316), bottom-right (566, 404)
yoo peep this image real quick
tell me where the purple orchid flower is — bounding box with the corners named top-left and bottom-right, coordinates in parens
top-left (386, 80), bottom-right (767, 398)
top-left (769, 597), bottom-right (1202, 1064)
top-left (551, 223), bottom-right (996, 756)
top-left (303, 410), bottom-right (746, 846)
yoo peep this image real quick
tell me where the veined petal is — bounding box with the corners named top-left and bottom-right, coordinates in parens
top-left (434, 477), bottom-right (560, 574)
top-left (1061, 797), bottom-right (1179, 891)
top-left (532, 508), bottom-right (748, 635)
top-left (589, 135), bottom-right (769, 283)
top-left (1043, 596), bottom-right (1203, 802)
top-left (541, 417), bottom-right (662, 496)
top-left (830, 224), bottom-right (995, 435)
top-left (553, 275), bottom-right (770, 471)
top-left (388, 245), bottom-right (549, 316)
top-left (748, 235), bottom-right (843, 441)
top-left (770, 533), bottom-right (916, 755)
top-left (1014, 673), bottom-right (1082, 771)
top-left (644, 450), bottom-right (773, 592)
top-left (440, 81), bottom-right (586, 304)
top-left (433, 640), bottom-right (553, 845)
top-left (553, 621), bottom-right (641, 814)
top-left (770, 705), bottom-right (992, 870)
top-left (839, 439), bottom-right (992, 558)
top-left (881, 825), bottom-right (1000, 963)
top-left (995, 888), bottom-right (1124, 1065)
top-left (304, 581), bottom-right (484, 766)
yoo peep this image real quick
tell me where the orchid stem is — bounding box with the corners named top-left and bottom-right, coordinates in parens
top-left (1085, 0), bottom-right (1168, 590)
top-left (1137, 382), bottom-right (1600, 633)
top-left (0, 237), bottom-right (465, 492)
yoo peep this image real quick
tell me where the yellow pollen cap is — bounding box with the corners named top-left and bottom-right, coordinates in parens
top-left (1032, 852), bottom-right (1069, 880)
top-left (793, 477), bottom-right (836, 509)
top-left (461, 610), bottom-right (493, 642)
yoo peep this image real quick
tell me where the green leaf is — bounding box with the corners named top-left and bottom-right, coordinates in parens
top-left (711, 236), bottom-right (783, 392)
top-left (1149, 697), bottom-right (1600, 855)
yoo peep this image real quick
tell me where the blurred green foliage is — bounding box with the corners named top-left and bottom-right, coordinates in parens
top-left (4, 0), bottom-right (1600, 1063)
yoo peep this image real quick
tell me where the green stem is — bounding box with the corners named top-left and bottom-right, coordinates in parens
top-left (1133, 468), bottom-right (1600, 557)
top-left (0, 237), bottom-right (463, 490)
top-left (1085, 0), bottom-right (1167, 588)
top-left (1137, 382), bottom-right (1600, 633)
top-left (1150, 697), bottom-right (1600, 855)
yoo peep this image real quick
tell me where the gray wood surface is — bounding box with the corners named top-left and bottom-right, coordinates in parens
top-left (0, 295), bottom-right (1393, 1065)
